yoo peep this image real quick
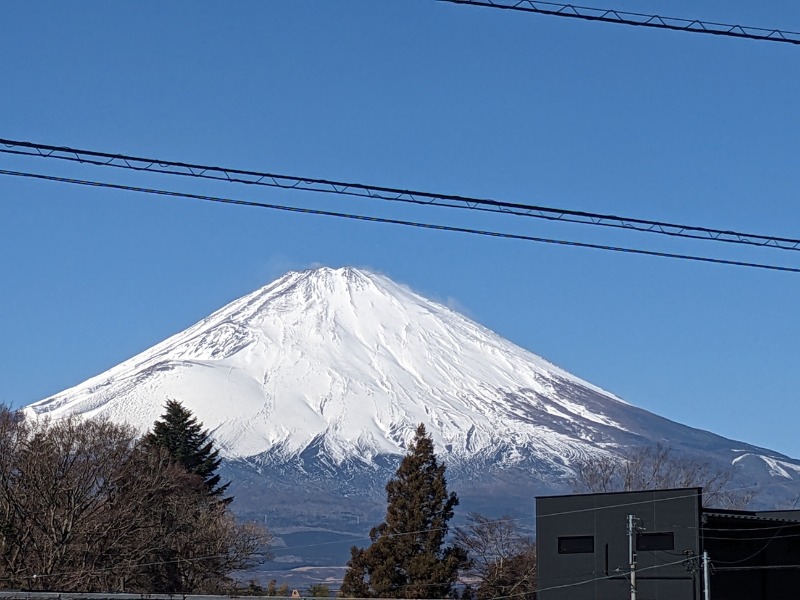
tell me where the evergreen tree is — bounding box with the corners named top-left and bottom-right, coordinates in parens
top-left (340, 424), bottom-right (467, 598)
top-left (144, 399), bottom-right (230, 500)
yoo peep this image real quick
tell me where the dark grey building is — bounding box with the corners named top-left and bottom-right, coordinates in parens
top-left (536, 487), bottom-right (800, 600)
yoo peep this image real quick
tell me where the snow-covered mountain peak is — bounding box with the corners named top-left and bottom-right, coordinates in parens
top-left (26, 267), bottom-right (631, 466)
top-left (26, 265), bottom-right (794, 498)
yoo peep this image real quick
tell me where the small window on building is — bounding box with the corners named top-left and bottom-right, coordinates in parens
top-left (558, 535), bottom-right (595, 554)
top-left (638, 532), bottom-right (675, 551)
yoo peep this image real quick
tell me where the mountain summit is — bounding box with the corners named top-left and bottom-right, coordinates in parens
top-left (27, 267), bottom-right (800, 516)
top-left (28, 267), bottom-right (631, 469)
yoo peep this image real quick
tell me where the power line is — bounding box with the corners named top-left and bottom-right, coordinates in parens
top-left (0, 559), bottom-right (698, 600)
top-left (533, 556), bottom-right (698, 596)
top-left (2, 138), bottom-right (799, 253)
top-left (436, 0), bottom-right (800, 45)
top-left (3, 168), bottom-right (800, 274)
top-left (715, 564), bottom-right (800, 571)
top-left (0, 549), bottom-right (273, 582)
top-left (711, 524), bottom-right (789, 565)
top-left (246, 482), bottom-right (791, 554)
top-left (704, 531), bottom-right (800, 542)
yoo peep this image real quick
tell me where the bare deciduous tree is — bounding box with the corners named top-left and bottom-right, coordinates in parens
top-left (0, 407), bottom-right (29, 585)
top-left (572, 444), bottom-right (755, 508)
top-left (0, 406), bottom-right (271, 593)
top-left (140, 481), bottom-right (271, 593)
top-left (454, 513), bottom-right (537, 600)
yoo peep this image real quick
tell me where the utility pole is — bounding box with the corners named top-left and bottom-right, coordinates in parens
top-left (702, 550), bottom-right (711, 600)
top-left (627, 514), bottom-right (641, 600)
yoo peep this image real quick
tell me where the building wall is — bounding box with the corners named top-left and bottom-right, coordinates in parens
top-left (536, 488), bottom-right (702, 600)
top-left (703, 512), bottom-right (800, 600)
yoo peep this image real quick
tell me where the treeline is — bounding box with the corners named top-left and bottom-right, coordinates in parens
top-left (0, 402), bottom-right (270, 594)
top-left (2, 405), bottom-right (732, 598)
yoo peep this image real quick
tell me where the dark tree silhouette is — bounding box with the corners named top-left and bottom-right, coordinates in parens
top-left (144, 399), bottom-right (230, 500)
top-left (340, 424), bottom-right (467, 598)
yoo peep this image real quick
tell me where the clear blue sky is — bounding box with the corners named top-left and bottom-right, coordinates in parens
top-left (2, 1), bottom-right (799, 456)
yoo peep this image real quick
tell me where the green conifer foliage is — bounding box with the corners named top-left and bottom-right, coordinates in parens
top-left (340, 424), bottom-right (466, 598)
top-left (144, 399), bottom-right (230, 500)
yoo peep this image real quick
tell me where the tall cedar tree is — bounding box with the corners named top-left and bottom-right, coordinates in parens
top-left (144, 399), bottom-right (230, 501)
top-left (340, 424), bottom-right (467, 598)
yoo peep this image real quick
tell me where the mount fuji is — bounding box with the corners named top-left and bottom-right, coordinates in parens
top-left (24, 266), bottom-right (800, 567)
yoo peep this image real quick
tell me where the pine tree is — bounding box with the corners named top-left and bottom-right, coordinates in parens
top-left (144, 399), bottom-right (230, 500)
top-left (340, 424), bottom-right (467, 598)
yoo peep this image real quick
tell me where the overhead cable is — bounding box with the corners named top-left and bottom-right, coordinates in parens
top-left (2, 168), bottom-right (799, 275)
top-left (534, 556), bottom-right (699, 596)
top-left (281, 481), bottom-right (785, 552)
top-left (2, 138), bottom-right (799, 253)
top-left (0, 558), bottom-right (699, 600)
top-left (436, 0), bottom-right (800, 45)
top-left (715, 564), bottom-right (800, 571)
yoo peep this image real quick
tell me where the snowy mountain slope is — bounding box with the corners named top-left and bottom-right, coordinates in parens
top-left (26, 267), bottom-right (800, 509)
top-left (28, 268), bottom-right (624, 464)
